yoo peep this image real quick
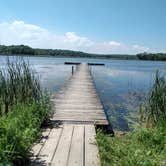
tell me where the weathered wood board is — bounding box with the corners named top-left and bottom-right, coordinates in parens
top-left (31, 124), bottom-right (101, 166)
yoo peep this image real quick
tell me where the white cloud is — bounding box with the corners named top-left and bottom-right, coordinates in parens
top-left (109, 41), bottom-right (121, 47)
top-left (132, 44), bottom-right (150, 52)
top-left (0, 20), bottom-right (151, 54)
top-left (64, 32), bottom-right (93, 46)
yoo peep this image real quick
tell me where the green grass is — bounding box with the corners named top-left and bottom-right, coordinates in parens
top-left (97, 122), bottom-right (166, 166)
top-left (0, 58), bottom-right (51, 165)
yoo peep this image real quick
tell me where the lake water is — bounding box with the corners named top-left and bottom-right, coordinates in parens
top-left (0, 56), bottom-right (166, 131)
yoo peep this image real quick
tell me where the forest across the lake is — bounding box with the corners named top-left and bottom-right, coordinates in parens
top-left (1, 44), bottom-right (166, 61)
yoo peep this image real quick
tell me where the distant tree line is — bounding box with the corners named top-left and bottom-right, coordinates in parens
top-left (137, 52), bottom-right (166, 61)
top-left (0, 44), bottom-right (137, 59)
top-left (0, 45), bottom-right (35, 55)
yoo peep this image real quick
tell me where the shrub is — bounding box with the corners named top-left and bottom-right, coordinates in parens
top-left (0, 100), bottom-right (50, 164)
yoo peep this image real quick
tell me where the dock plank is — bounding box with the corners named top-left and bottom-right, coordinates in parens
top-left (85, 125), bottom-right (101, 166)
top-left (68, 125), bottom-right (84, 166)
top-left (51, 125), bottom-right (74, 166)
top-left (36, 127), bottom-right (62, 165)
top-left (31, 128), bottom-right (51, 159)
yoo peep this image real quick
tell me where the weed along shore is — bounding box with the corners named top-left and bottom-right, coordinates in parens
top-left (0, 58), bottom-right (51, 165)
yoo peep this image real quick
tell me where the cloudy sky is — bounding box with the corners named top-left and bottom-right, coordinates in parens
top-left (0, 0), bottom-right (165, 54)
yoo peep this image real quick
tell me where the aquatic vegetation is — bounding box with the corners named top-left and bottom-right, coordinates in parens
top-left (140, 71), bottom-right (166, 127)
top-left (107, 90), bottom-right (144, 131)
top-left (0, 58), bottom-right (51, 165)
top-left (0, 58), bottom-right (42, 115)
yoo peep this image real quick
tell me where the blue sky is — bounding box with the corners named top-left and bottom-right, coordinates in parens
top-left (0, 0), bottom-right (165, 54)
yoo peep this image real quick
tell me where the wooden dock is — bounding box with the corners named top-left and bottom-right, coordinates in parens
top-left (52, 63), bottom-right (108, 125)
top-left (31, 63), bottom-right (108, 166)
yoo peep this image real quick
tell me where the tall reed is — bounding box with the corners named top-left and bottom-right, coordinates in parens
top-left (140, 71), bottom-right (166, 127)
top-left (0, 58), bottom-right (42, 115)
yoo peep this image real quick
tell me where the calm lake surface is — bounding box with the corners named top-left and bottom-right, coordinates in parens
top-left (0, 56), bottom-right (166, 131)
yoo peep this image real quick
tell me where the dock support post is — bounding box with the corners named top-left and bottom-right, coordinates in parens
top-left (72, 66), bottom-right (74, 75)
top-left (89, 66), bottom-right (92, 75)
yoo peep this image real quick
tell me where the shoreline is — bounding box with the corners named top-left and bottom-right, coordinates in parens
top-left (0, 54), bottom-right (138, 60)
top-left (1, 54), bottom-right (166, 62)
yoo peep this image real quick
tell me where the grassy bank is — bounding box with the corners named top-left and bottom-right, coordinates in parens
top-left (0, 58), bottom-right (51, 165)
top-left (97, 123), bottom-right (166, 166)
top-left (97, 72), bottom-right (166, 166)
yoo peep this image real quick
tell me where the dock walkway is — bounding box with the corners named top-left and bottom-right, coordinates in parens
top-left (31, 63), bottom-right (108, 166)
